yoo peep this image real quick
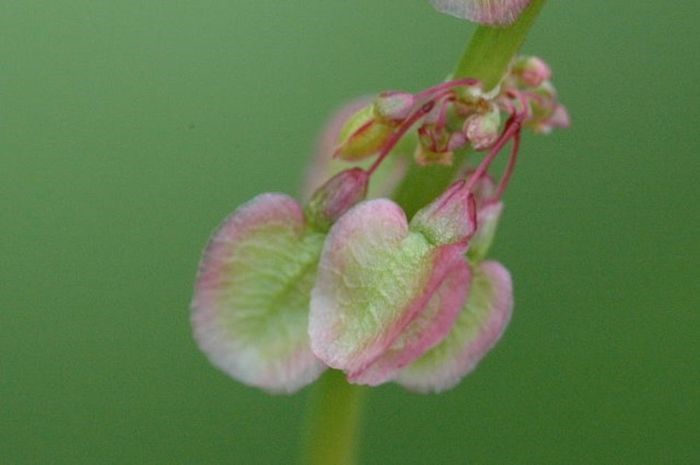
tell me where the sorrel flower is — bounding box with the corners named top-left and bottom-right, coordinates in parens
top-left (191, 55), bottom-right (568, 394)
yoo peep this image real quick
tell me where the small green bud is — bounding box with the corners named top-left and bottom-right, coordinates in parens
top-left (464, 106), bottom-right (501, 150)
top-left (334, 105), bottom-right (394, 161)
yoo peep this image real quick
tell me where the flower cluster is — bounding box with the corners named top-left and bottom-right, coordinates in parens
top-left (191, 55), bottom-right (568, 394)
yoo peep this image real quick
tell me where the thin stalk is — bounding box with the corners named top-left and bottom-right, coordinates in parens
top-left (301, 370), bottom-right (366, 465)
top-left (393, 0), bottom-right (546, 215)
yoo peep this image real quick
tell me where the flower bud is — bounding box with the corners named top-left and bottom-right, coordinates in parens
top-left (374, 91), bottom-right (415, 122)
top-left (304, 168), bottom-right (370, 232)
top-left (414, 125), bottom-right (454, 166)
top-left (464, 106), bottom-right (501, 150)
top-left (511, 55), bottom-right (552, 88)
top-left (526, 81), bottom-right (570, 135)
top-left (410, 180), bottom-right (477, 246)
top-left (334, 105), bottom-right (394, 161)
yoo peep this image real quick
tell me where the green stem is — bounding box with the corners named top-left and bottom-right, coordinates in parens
top-left (454, 0), bottom-right (547, 86)
top-left (393, 0), bottom-right (546, 215)
top-left (301, 370), bottom-right (366, 465)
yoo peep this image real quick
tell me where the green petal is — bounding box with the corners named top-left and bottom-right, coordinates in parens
top-left (192, 193), bottom-right (326, 393)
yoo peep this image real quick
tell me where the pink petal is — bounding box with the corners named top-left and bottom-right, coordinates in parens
top-left (397, 260), bottom-right (513, 393)
top-left (429, 0), bottom-right (532, 26)
top-left (192, 193), bottom-right (326, 393)
top-left (348, 253), bottom-right (471, 385)
top-left (309, 199), bottom-right (412, 372)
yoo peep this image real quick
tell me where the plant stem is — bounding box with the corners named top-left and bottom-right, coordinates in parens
top-left (301, 370), bottom-right (366, 465)
top-left (454, 0), bottom-right (547, 86)
top-left (393, 0), bottom-right (546, 215)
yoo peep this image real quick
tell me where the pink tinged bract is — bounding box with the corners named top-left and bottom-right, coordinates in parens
top-left (192, 194), bottom-right (326, 393)
top-left (309, 197), bottom-right (473, 385)
top-left (348, 258), bottom-right (471, 385)
top-left (429, 0), bottom-right (532, 26)
top-left (468, 200), bottom-right (503, 262)
top-left (397, 260), bottom-right (513, 393)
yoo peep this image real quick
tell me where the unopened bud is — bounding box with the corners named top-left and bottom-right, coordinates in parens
top-left (464, 107), bottom-right (501, 150)
top-left (374, 91), bottom-right (415, 122)
top-left (512, 56), bottom-right (552, 88)
top-left (305, 168), bottom-right (370, 231)
top-left (334, 105), bottom-right (394, 161)
top-left (410, 181), bottom-right (477, 246)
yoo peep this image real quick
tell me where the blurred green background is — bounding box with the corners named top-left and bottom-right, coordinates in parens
top-left (2, 1), bottom-right (698, 464)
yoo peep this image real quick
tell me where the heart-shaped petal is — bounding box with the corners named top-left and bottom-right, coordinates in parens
top-left (429, 0), bottom-right (532, 26)
top-left (309, 199), bottom-right (470, 382)
top-left (348, 256), bottom-right (471, 385)
top-left (192, 193), bottom-right (326, 393)
top-left (397, 260), bottom-right (513, 393)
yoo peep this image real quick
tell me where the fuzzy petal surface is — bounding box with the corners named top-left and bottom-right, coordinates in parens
top-left (429, 0), bottom-right (532, 26)
top-left (310, 199), bottom-right (464, 376)
top-left (348, 254), bottom-right (471, 385)
top-left (192, 193), bottom-right (326, 393)
top-left (397, 260), bottom-right (513, 393)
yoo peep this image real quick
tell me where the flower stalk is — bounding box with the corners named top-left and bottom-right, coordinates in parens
top-left (301, 370), bottom-right (366, 465)
top-left (393, 0), bottom-right (546, 216)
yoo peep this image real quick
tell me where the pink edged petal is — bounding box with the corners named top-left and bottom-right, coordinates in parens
top-left (429, 0), bottom-right (532, 26)
top-left (192, 193), bottom-right (326, 393)
top-left (397, 260), bottom-right (513, 393)
top-left (309, 199), bottom-right (411, 371)
top-left (468, 200), bottom-right (503, 262)
top-left (348, 249), bottom-right (471, 385)
top-left (310, 199), bottom-right (466, 378)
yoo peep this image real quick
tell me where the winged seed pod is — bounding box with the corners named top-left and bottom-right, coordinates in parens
top-left (192, 55), bottom-right (569, 394)
top-left (309, 181), bottom-right (478, 386)
top-left (397, 260), bottom-right (513, 393)
top-left (192, 170), bottom-right (369, 393)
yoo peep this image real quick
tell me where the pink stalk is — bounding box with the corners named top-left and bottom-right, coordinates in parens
top-left (368, 101), bottom-right (436, 175)
top-left (494, 129), bottom-right (521, 199)
top-left (414, 77), bottom-right (481, 102)
top-left (435, 95), bottom-right (456, 132)
top-left (464, 114), bottom-right (522, 192)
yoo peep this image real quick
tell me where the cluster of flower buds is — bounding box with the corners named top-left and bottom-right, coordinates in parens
top-left (332, 56), bottom-right (568, 169)
top-left (191, 55), bottom-right (568, 394)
